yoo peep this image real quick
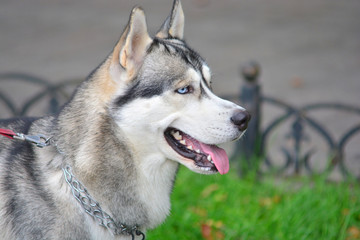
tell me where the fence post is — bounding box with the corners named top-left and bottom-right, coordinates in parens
top-left (233, 61), bottom-right (262, 175)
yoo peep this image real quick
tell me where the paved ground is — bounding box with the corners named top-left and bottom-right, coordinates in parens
top-left (1, 0), bottom-right (359, 177)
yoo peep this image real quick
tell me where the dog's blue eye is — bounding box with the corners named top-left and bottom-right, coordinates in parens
top-left (176, 86), bottom-right (192, 94)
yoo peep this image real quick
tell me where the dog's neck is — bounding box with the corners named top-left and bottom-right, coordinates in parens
top-left (55, 69), bottom-right (178, 230)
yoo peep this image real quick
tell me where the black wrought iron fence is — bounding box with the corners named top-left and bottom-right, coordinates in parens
top-left (0, 73), bottom-right (80, 117)
top-left (1, 66), bottom-right (359, 180)
top-left (229, 62), bottom-right (360, 180)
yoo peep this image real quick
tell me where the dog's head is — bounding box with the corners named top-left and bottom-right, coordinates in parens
top-left (106, 0), bottom-right (250, 175)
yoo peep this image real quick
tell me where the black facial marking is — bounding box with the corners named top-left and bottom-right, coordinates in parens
top-left (162, 42), bottom-right (172, 54)
top-left (200, 81), bottom-right (210, 99)
top-left (200, 69), bottom-right (212, 90)
top-left (115, 79), bottom-right (166, 107)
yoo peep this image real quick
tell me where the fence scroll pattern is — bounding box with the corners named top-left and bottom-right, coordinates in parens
top-left (1, 69), bottom-right (359, 179)
top-left (0, 73), bottom-right (80, 117)
top-left (230, 62), bottom-right (360, 179)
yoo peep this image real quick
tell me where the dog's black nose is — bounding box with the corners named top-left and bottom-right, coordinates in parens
top-left (231, 110), bottom-right (251, 131)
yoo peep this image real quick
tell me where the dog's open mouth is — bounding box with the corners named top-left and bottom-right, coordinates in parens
top-left (164, 128), bottom-right (229, 174)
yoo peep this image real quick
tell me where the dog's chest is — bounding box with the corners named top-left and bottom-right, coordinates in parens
top-left (137, 158), bottom-right (179, 229)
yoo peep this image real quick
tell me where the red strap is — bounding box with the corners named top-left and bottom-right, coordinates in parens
top-left (0, 128), bottom-right (16, 139)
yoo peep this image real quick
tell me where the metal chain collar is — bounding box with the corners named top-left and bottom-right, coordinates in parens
top-left (62, 165), bottom-right (145, 240)
top-left (1, 130), bottom-right (146, 239)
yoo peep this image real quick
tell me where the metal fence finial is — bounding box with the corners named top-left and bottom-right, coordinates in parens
top-left (241, 61), bottom-right (261, 83)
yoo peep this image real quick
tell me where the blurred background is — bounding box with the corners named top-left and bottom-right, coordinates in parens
top-left (1, 0), bottom-right (359, 103)
top-left (1, 0), bottom-right (360, 239)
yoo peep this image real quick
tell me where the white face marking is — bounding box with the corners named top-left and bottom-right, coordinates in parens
top-left (187, 68), bottom-right (201, 83)
top-left (202, 64), bottom-right (212, 85)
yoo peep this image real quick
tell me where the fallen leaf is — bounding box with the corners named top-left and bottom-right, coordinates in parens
top-left (272, 195), bottom-right (281, 204)
top-left (348, 226), bottom-right (360, 239)
top-left (201, 220), bottom-right (225, 240)
top-left (259, 195), bottom-right (281, 208)
top-left (201, 184), bottom-right (219, 198)
top-left (214, 193), bottom-right (228, 203)
top-left (214, 220), bottom-right (224, 229)
top-left (342, 208), bottom-right (350, 216)
top-left (215, 230), bottom-right (225, 240)
top-left (201, 223), bottom-right (213, 240)
top-left (259, 197), bottom-right (273, 207)
top-left (190, 206), bottom-right (208, 217)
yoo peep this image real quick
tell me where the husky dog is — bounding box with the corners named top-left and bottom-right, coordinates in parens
top-left (0, 0), bottom-right (250, 239)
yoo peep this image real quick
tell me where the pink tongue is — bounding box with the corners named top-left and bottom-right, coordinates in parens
top-left (199, 143), bottom-right (230, 175)
top-left (182, 135), bottom-right (230, 175)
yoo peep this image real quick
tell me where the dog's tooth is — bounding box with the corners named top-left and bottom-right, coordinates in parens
top-left (200, 167), bottom-right (211, 172)
top-left (207, 155), bottom-right (212, 162)
top-left (196, 149), bottom-right (201, 153)
top-left (180, 140), bottom-right (186, 145)
top-left (187, 145), bottom-right (193, 150)
top-left (173, 131), bottom-right (182, 141)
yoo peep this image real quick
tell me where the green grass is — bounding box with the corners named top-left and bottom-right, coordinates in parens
top-left (147, 167), bottom-right (360, 240)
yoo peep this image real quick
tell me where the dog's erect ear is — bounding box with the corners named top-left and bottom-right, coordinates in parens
top-left (156, 0), bottom-right (184, 39)
top-left (111, 7), bottom-right (152, 81)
